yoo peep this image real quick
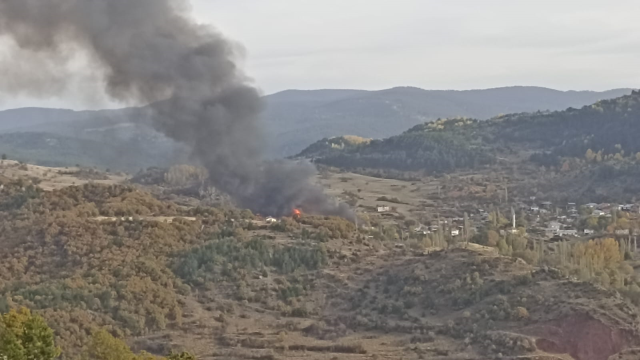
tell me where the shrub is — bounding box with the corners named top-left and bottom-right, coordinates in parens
top-left (0, 307), bottom-right (61, 360)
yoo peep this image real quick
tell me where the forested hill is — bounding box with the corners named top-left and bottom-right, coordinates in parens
top-left (0, 87), bottom-right (631, 169)
top-left (298, 90), bottom-right (640, 174)
top-left (264, 86), bottom-right (632, 157)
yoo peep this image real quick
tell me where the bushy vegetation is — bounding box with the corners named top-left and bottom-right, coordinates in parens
top-left (88, 329), bottom-right (196, 360)
top-left (174, 237), bottom-right (328, 285)
top-left (300, 91), bottom-right (640, 177)
top-left (0, 181), bottom-right (238, 357)
top-left (311, 131), bottom-right (495, 173)
top-left (297, 215), bottom-right (356, 240)
top-left (0, 307), bottom-right (60, 360)
top-left (489, 92), bottom-right (640, 161)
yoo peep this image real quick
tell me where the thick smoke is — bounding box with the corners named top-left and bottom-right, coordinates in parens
top-left (0, 0), bottom-right (351, 218)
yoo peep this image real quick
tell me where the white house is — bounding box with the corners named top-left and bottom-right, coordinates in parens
top-left (451, 229), bottom-right (460, 237)
top-left (557, 229), bottom-right (578, 237)
top-left (266, 217), bottom-right (278, 224)
top-left (615, 229), bottom-right (630, 236)
top-left (584, 229), bottom-right (595, 235)
top-left (377, 206), bottom-right (390, 213)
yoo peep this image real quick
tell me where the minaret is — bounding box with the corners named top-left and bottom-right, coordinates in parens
top-left (511, 207), bottom-right (516, 229)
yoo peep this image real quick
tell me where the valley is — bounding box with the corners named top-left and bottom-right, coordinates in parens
top-left (0, 1), bottom-right (637, 360)
top-left (3, 144), bottom-right (640, 359)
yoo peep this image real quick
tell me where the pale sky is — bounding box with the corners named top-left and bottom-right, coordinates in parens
top-left (2, 0), bottom-right (639, 110)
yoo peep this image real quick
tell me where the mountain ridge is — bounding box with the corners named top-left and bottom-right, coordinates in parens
top-left (0, 86), bottom-right (634, 170)
top-left (296, 90), bottom-right (640, 202)
top-left (263, 86), bottom-right (634, 156)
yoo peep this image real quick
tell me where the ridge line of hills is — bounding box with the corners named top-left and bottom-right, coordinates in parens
top-left (297, 90), bottom-right (640, 203)
top-left (0, 86), bottom-right (634, 171)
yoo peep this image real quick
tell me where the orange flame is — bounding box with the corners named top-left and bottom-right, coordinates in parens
top-left (292, 209), bottom-right (302, 218)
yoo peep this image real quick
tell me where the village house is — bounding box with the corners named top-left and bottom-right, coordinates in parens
top-left (584, 229), bottom-right (595, 235)
top-left (557, 229), bottom-right (578, 237)
top-left (620, 204), bottom-right (636, 212)
top-left (548, 221), bottom-right (562, 231)
top-left (414, 225), bottom-right (430, 235)
top-left (266, 216), bottom-right (278, 224)
top-left (615, 229), bottom-right (630, 236)
top-left (377, 206), bottom-right (390, 213)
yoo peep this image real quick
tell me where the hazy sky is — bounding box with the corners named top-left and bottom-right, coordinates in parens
top-left (1, 0), bottom-right (639, 110)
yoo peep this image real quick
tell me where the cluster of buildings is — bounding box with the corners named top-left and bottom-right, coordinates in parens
top-left (377, 196), bottom-right (640, 243)
top-left (526, 201), bottom-right (640, 239)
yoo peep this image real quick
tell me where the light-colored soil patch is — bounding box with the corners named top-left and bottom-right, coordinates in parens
top-left (0, 159), bottom-right (127, 190)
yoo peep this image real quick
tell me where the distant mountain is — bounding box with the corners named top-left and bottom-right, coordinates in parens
top-left (0, 86), bottom-right (633, 169)
top-left (0, 107), bottom-right (187, 171)
top-left (263, 86), bottom-right (633, 157)
top-left (298, 90), bottom-right (640, 180)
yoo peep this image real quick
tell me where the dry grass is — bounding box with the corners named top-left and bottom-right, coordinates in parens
top-left (0, 160), bottom-right (127, 190)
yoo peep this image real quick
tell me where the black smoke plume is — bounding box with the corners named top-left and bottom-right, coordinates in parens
top-left (0, 0), bottom-right (351, 218)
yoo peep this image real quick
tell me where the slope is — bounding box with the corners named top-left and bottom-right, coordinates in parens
top-left (0, 87), bottom-right (632, 168)
top-left (264, 86), bottom-right (633, 157)
top-left (299, 90), bottom-right (640, 173)
top-left (3, 162), bottom-right (640, 360)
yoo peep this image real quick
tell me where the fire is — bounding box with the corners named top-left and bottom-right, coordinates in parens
top-left (292, 209), bottom-right (302, 218)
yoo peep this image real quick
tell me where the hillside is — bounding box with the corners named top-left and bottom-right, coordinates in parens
top-left (299, 91), bottom-right (640, 171)
top-left (0, 106), bottom-right (187, 172)
top-left (4, 159), bottom-right (640, 360)
top-left (0, 87), bottom-right (631, 169)
top-left (0, 132), bottom-right (186, 171)
top-left (297, 91), bottom-right (640, 203)
top-left (265, 86), bottom-right (633, 157)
